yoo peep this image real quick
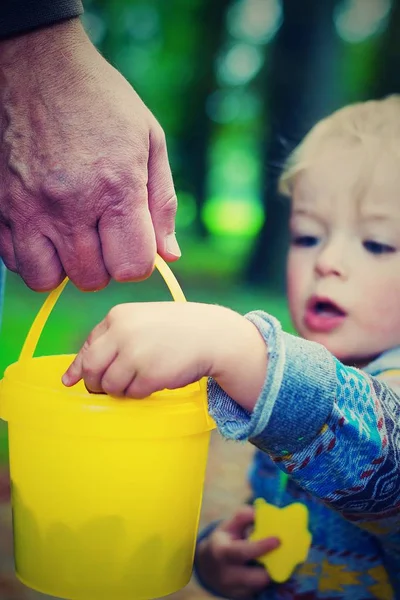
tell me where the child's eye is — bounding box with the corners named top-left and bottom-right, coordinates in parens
top-left (292, 235), bottom-right (319, 248)
top-left (363, 240), bottom-right (396, 255)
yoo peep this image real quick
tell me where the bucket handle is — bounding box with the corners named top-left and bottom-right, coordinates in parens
top-left (18, 256), bottom-right (212, 414)
top-left (19, 255), bottom-right (185, 362)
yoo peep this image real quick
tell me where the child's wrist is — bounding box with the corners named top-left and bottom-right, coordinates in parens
top-left (211, 309), bottom-right (268, 412)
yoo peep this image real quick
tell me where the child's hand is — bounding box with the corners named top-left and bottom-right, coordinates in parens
top-left (62, 302), bottom-right (267, 411)
top-left (195, 505), bottom-right (280, 600)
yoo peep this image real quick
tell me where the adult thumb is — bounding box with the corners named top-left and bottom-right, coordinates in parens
top-left (147, 125), bottom-right (180, 261)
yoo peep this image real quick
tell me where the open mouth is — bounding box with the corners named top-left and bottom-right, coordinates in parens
top-left (305, 296), bottom-right (347, 332)
top-left (309, 298), bottom-right (346, 317)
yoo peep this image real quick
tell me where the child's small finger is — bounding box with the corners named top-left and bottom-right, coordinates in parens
top-left (247, 536), bottom-right (281, 561)
top-left (81, 336), bottom-right (118, 394)
top-left (221, 536), bottom-right (280, 564)
top-left (62, 319), bottom-right (109, 388)
top-left (62, 353), bottom-right (84, 386)
top-left (220, 505), bottom-right (255, 538)
top-left (100, 353), bottom-right (136, 397)
top-left (233, 564), bottom-right (271, 591)
top-left (86, 319), bottom-right (109, 345)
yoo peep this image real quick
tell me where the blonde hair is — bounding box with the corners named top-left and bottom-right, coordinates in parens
top-left (279, 95), bottom-right (400, 197)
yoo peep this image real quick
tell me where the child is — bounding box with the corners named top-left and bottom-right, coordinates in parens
top-left (63, 96), bottom-right (400, 599)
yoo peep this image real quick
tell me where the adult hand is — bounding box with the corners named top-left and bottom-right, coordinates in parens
top-left (0, 18), bottom-right (179, 291)
top-left (195, 505), bottom-right (280, 600)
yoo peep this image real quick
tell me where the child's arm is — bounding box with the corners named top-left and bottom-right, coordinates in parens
top-left (210, 311), bottom-right (400, 523)
top-left (62, 302), bottom-right (268, 410)
top-left (376, 369), bottom-right (400, 394)
top-left (63, 304), bottom-right (400, 543)
top-left (206, 310), bottom-right (400, 586)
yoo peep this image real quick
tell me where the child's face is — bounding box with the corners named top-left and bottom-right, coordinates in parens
top-left (287, 144), bottom-right (400, 365)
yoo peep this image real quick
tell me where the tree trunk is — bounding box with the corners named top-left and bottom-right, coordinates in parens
top-left (372, 1), bottom-right (400, 97)
top-left (245, 0), bottom-right (342, 290)
top-left (177, 0), bottom-right (232, 237)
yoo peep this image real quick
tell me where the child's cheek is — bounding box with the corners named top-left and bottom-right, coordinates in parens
top-left (360, 271), bottom-right (400, 337)
top-left (286, 257), bottom-right (306, 321)
top-left (374, 282), bottom-right (400, 329)
top-left (287, 252), bottom-right (306, 292)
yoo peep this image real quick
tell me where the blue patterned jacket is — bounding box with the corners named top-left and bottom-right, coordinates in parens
top-left (202, 311), bottom-right (400, 600)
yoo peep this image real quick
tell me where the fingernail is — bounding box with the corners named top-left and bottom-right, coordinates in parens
top-left (166, 233), bottom-right (181, 258)
top-left (62, 372), bottom-right (71, 386)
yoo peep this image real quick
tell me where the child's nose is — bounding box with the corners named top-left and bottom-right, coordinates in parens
top-left (314, 242), bottom-right (347, 278)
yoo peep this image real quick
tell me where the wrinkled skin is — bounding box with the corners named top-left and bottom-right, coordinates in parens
top-left (0, 19), bottom-right (179, 291)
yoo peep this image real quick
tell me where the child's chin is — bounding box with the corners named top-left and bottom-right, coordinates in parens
top-left (331, 348), bottom-right (378, 368)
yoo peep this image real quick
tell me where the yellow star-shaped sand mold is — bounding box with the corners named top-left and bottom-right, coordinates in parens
top-left (249, 498), bottom-right (312, 583)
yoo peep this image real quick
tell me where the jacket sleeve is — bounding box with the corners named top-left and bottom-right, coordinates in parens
top-left (208, 310), bottom-right (400, 548)
top-left (0, 0), bottom-right (83, 39)
top-left (376, 368), bottom-right (400, 395)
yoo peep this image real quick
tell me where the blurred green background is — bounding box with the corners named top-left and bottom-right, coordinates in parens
top-left (1, 0), bottom-right (400, 461)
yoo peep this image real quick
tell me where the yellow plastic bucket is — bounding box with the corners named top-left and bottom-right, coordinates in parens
top-left (0, 256), bottom-right (215, 600)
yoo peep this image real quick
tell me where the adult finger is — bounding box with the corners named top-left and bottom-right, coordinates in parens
top-left (0, 221), bottom-right (17, 271)
top-left (12, 226), bottom-right (65, 291)
top-left (98, 194), bottom-right (156, 282)
top-left (147, 126), bottom-right (180, 261)
top-left (53, 225), bottom-right (110, 291)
